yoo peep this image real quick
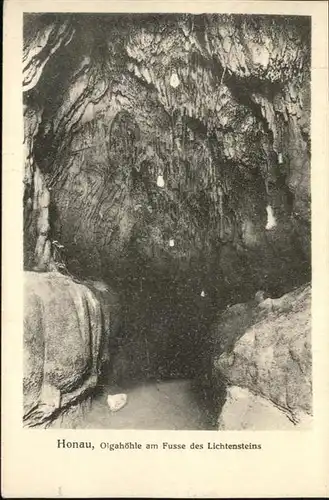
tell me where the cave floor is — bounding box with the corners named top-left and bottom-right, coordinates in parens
top-left (53, 379), bottom-right (215, 430)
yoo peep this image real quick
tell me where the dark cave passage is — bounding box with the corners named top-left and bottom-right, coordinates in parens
top-left (60, 251), bottom-right (229, 430)
top-left (100, 259), bottom-right (223, 423)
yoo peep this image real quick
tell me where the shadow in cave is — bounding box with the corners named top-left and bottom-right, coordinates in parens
top-left (97, 253), bottom-right (226, 430)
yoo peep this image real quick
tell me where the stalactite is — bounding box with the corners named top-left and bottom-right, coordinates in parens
top-left (218, 185), bottom-right (224, 240)
top-left (23, 12), bottom-right (310, 291)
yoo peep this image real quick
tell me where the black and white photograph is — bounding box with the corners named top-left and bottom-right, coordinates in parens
top-left (22, 11), bottom-right (313, 431)
top-left (3, 1), bottom-right (329, 497)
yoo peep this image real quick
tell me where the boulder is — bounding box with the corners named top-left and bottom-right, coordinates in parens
top-left (212, 284), bottom-right (312, 429)
top-left (218, 386), bottom-right (312, 430)
top-left (23, 271), bottom-right (120, 427)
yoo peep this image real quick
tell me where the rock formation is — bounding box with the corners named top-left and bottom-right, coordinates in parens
top-left (22, 13), bottom-right (312, 427)
top-left (212, 284), bottom-right (312, 429)
top-left (23, 271), bottom-right (120, 427)
top-left (23, 13), bottom-right (310, 292)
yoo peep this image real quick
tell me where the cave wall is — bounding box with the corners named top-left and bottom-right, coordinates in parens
top-left (23, 13), bottom-right (311, 305)
top-left (212, 284), bottom-right (312, 430)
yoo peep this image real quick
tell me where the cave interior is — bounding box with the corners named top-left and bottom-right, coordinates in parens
top-left (23, 12), bottom-right (311, 422)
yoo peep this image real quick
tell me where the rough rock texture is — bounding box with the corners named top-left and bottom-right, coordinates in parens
top-left (212, 284), bottom-right (312, 429)
top-left (23, 271), bottom-right (120, 427)
top-left (22, 13), bottom-right (311, 387)
top-left (23, 13), bottom-right (310, 299)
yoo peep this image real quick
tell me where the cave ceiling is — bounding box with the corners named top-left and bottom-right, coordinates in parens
top-left (23, 13), bottom-right (311, 299)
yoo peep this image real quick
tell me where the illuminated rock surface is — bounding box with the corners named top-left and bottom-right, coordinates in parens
top-left (23, 14), bottom-right (311, 428)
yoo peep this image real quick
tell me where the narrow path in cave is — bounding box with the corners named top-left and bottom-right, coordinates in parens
top-left (55, 379), bottom-right (216, 430)
top-left (48, 268), bottom-right (221, 431)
